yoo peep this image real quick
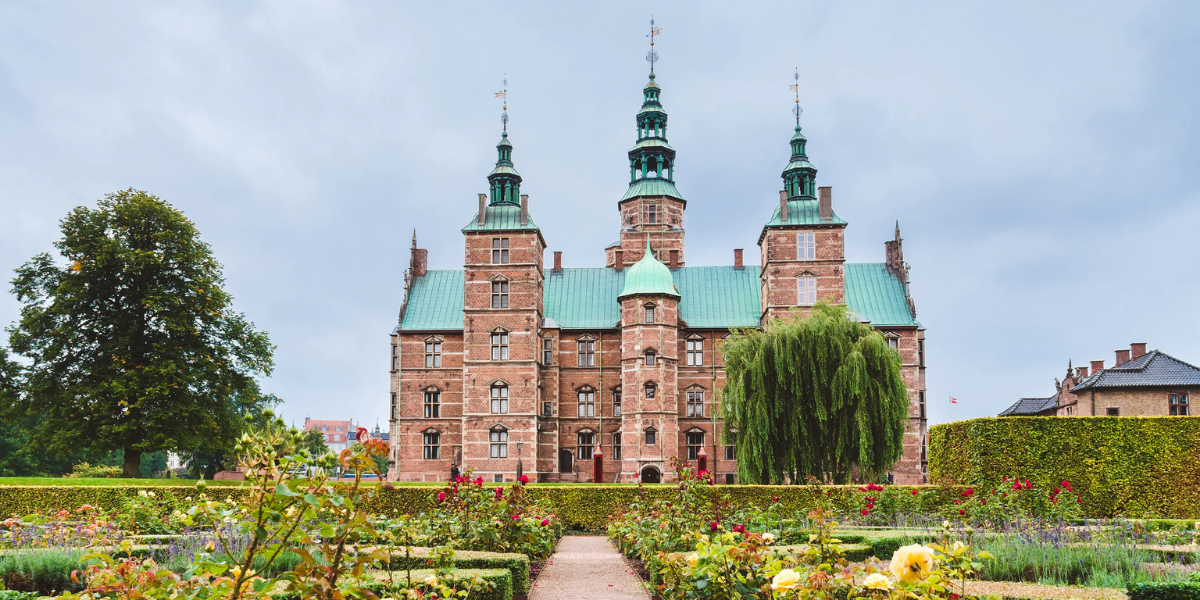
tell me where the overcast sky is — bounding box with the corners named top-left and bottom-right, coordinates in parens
top-left (2, 1), bottom-right (1198, 429)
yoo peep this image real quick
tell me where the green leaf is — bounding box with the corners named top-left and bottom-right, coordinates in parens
top-left (275, 483), bottom-right (300, 497)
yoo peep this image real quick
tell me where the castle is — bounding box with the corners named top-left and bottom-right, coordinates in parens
top-left (388, 61), bottom-right (928, 484)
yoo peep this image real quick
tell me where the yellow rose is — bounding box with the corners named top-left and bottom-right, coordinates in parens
top-left (863, 573), bottom-right (894, 590)
top-left (423, 574), bottom-right (438, 586)
top-left (889, 544), bottom-right (935, 584)
top-left (771, 568), bottom-right (801, 590)
top-left (762, 533), bottom-right (776, 545)
top-left (686, 553), bottom-right (699, 566)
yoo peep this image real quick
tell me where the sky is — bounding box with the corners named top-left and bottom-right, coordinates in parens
top-left (1, 1), bottom-right (1198, 430)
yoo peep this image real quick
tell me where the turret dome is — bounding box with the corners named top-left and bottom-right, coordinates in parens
top-left (619, 241), bottom-right (679, 299)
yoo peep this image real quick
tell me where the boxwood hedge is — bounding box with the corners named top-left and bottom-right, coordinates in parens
top-left (929, 417), bottom-right (1200, 518)
top-left (384, 548), bottom-right (530, 594)
top-left (1128, 582), bottom-right (1200, 600)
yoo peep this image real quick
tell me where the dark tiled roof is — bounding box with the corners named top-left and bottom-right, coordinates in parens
top-left (1070, 350), bottom-right (1200, 391)
top-left (998, 395), bottom-right (1058, 416)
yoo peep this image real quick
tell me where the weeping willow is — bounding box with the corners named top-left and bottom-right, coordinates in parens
top-left (721, 303), bottom-right (909, 484)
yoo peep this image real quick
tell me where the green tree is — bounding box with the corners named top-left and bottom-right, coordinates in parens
top-left (301, 427), bottom-right (330, 458)
top-left (721, 302), bottom-right (909, 484)
top-left (6, 189), bottom-right (275, 477)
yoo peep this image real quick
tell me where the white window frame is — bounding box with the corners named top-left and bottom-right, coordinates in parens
top-left (490, 383), bottom-right (509, 414)
top-left (797, 231), bottom-right (815, 261)
top-left (798, 275), bottom-right (816, 306)
top-left (577, 431), bottom-right (595, 460)
top-left (491, 331), bottom-right (509, 360)
top-left (577, 337), bottom-right (595, 366)
top-left (686, 390), bottom-right (704, 417)
top-left (686, 337), bottom-right (703, 366)
top-left (490, 429), bottom-right (508, 458)
top-left (424, 338), bottom-right (442, 368)
top-left (577, 388), bottom-right (595, 418)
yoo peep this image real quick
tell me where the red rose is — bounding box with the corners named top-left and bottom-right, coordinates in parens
top-left (541, 518), bottom-right (550, 526)
top-left (709, 521), bottom-right (719, 531)
top-left (911, 489), bottom-right (919, 495)
top-left (867, 503), bottom-right (875, 509)
top-left (511, 513), bottom-right (520, 520)
top-left (981, 500), bottom-right (987, 506)
top-left (959, 509), bottom-right (965, 515)
top-left (772, 496), bottom-right (779, 502)
top-left (1001, 492), bottom-right (1007, 498)
top-left (1002, 476), bottom-right (1008, 482)
top-left (955, 499), bottom-right (961, 504)
top-left (518, 475), bottom-right (529, 485)
top-left (861, 509), bottom-right (869, 515)
top-left (1053, 488), bottom-right (1060, 495)
top-left (732, 524), bottom-right (745, 533)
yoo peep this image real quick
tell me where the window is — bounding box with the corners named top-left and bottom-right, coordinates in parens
top-left (1106, 407), bottom-right (1120, 417)
top-left (887, 336), bottom-right (899, 350)
top-left (491, 281), bottom-right (509, 309)
top-left (391, 393), bottom-right (398, 419)
top-left (490, 384), bottom-right (509, 414)
top-left (392, 345), bottom-right (399, 370)
top-left (613, 433), bottom-right (622, 460)
top-left (613, 388), bottom-right (622, 417)
top-left (645, 351), bottom-right (656, 366)
top-left (542, 401), bottom-right (552, 417)
top-left (918, 391), bottom-right (926, 420)
top-left (798, 276), bottom-right (816, 306)
top-left (686, 337), bottom-right (703, 366)
top-left (1170, 393), bottom-right (1190, 416)
top-left (577, 338), bottom-right (595, 366)
top-left (424, 340), bottom-right (442, 367)
top-left (725, 445), bottom-right (735, 460)
top-left (491, 331), bottom-right (509, 360)
top-left (644, 383), bottom-right (656, 399)
top-left (424, 390), bottom-right (441, 418)
top-left (645, 304), bottom-right (656, 323)
top-left (687, 391), bottom-right (704, 417)
top-left (542, 338), bottom-right (553, 365)
top-left (918, 340), bottom-right (925, 367)
top-left (423, 431), bottom-right (440, 459)
top-left (686, 431), bottom-right (704, 460)
top-left (725, 473), bottom-right (735, 484)
top-left (492, 238), bottom-right (509, 264)
top-left (645, 428), bottom-right (656, 445)
top-left (647, 204), bottom-right (658, 224)
top-left (797, 232), bottom-right (815, 261)
top-left (577, 432), bottom-right (594, 460)
top-left (493, 473), bottom-right (504, 483)
top-left (577, 388), bottom-right (595, 417)
top-left (490, 429), bottom-right (508, 458)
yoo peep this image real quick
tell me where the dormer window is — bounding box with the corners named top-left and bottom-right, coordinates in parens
top-left (885, 332), bottom-right (900, 351)
top-left (797, 232), bottom-right (815, 261)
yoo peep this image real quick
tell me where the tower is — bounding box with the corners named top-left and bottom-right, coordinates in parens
top-left (607, 19), bottom-right (687, 270)
top-left (617, 241), bottom-right (681, 483)
top-left (460, 83), bottom-right (547, 479)
top-left (758, 72), bottom-right (847, 321)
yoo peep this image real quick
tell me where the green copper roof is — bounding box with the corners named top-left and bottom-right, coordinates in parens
top-left (763, 199), bottom-right (847, 227)
top-left (791, 127), bottom-right (807, 142)
top-left (621, 178), bottom-right (684, 201)
top-left (619, 244), bottom-right (679, 299)
top-left (461, 203), bottom-right (540, 232)
top-left (638, 105), bottom-right (666, 115)
top-left (398, 264), bottom-right (910, 332)
top-left (844, 263), bottom-right (917, 326)
top-left (629, 138), bottom-right (675, 152)
top-left (399, 270), bottom-right (464, 331)
top-left (488, 165), bottom-right (521, 177)
top-left (784, 159), bottom-right (815, 171)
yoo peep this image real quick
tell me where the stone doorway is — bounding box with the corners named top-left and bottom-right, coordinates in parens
top-left (640, 465), bottom-right (661, 483)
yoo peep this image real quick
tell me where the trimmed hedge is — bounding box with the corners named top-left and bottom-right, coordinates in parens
top-left (929, 417), bottom-right (1200, 518)
top-left (0, 484), bottom-right (967, 532)
top-left (365, 569), bottom-right (512, 600)
top-left (384, 547), bottom-right (530, 594)
top-left (1128, 583), bottom-right (1200, 600)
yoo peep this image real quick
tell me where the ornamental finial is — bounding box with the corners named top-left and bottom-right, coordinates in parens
top-left (494, 75), bottom-right (508, 132)
top-left (646, 16), bottom-right (662, 74)
top-left (790, 67), bottom-right (802, 127)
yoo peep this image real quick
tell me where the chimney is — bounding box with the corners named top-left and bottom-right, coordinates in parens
top-left (1131, 342), bottom-right (1147, 359)
top-left (413, 248), bottom-right (428, 276)
top-left (734, 248), bottom-right (744, 269)
top-left (1090, 360), bottom-right (1104, 375)
top-left (779, 191), bottom-right (789, 223)
top-left (1076, 366), bottom-right (1089, 378)
top-left (477, 194), bottom-right (487, 226)
top-left (669, 249), bottom-right (679, 269)
top-left (1115, 349), bottom-right (1131, 366)
top-left (520, 194), bottom-right (529, 225)
top-left (553, 251), bottom-right (562, 272)
top-left (614, 249), bottom-right (624, 270)
top-left (818, 186), bottom-right (832, 221)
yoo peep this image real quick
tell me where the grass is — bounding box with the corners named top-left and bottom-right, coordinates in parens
top-left (976, 533), bottom-right (1196, 588)
top-left (0, 548), bottom-right (84, 595)
top-left (0, 477), bottom-right (248, 487)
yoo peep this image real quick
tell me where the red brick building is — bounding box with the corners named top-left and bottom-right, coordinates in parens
top-left (389, 69), bottom-right (928, 484)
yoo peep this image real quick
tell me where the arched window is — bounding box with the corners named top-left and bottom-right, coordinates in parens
top-left (490, 383), bottom-right (508, 414)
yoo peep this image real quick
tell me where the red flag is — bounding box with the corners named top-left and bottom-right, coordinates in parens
top-left (950, 397), bottom-right (959, 404)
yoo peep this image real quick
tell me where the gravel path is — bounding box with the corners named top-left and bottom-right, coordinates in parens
top-left (529, 536), bottom-right (649, 600)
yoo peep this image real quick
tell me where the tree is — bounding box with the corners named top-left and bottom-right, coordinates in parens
top-left (301, 427), bottom-right (330, 458)
top-left (721, 302), bottom-right (909, 484)
top-left (7, 189), bottom-right (275, 477)
top-left (184, 388), bottom-right (282, 479)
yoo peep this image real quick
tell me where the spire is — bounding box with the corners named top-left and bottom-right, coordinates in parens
top-left (622, 17), bottom-right (682, 201)
top-left (487, 76), bottom-right (522, 205)
top-left (782, 67), bottom-right (817, 200)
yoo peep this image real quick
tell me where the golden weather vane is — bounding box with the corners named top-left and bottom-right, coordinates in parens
top-left (495, 75), bottom-right (508, 131)
top-left (646, 17), bottom-right (662, 73)
top-left (790, 67), bottom-right (802, 126)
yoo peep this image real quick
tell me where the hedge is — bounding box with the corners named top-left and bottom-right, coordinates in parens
top-left (0, 483), bottom-right (968, 531)
top-left (384, 547), bottom-right (530, 594)
top-left (1128, 582), bottom-right (1200, 600)
top-left (929, 417), bottom-right (1200, 518)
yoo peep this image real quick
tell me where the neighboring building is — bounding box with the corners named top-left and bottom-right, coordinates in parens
top-left (389, 60), bottom-right (927, 485)
top-left (304, 417), bottom-right (357, 452)
top-left (999, 343), bottom-right (1198, 417)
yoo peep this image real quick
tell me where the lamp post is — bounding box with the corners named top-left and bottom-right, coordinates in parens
top-left (516, 441), bottom-right (524, 480)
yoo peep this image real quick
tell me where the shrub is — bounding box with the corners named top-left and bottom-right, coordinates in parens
top-left (65, 462), bottom-right (120, 479)
top-left (929, 417), bottom-right (1200, 518)
top-left (0, 549), bottom-right (84, 594)
top-left (1128, 582), bottom-right (1200, 600)
top-left (383, 547), bottom-right (530, 594)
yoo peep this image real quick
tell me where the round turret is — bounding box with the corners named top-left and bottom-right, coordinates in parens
top-left (619, 242), bottom-right (679, 299)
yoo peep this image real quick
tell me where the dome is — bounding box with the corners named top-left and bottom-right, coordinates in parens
top-left (619, 241), bottom-right (679, 299)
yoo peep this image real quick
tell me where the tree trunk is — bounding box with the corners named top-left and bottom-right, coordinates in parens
top-left (123, 445), bottom-right (142, 478)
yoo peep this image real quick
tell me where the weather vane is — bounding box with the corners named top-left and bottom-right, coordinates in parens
top-left (646, 17), bottom-right (662, 73)
top-left (790, 68), bottom-right (802, 127)
top-left (494, 75), bottom-right (508, 132)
